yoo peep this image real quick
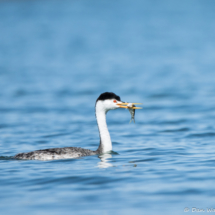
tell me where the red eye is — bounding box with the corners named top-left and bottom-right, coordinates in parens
top-left (113, 100), bottom-right (117, 103)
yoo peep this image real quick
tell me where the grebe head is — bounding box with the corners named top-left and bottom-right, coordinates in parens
top-left (96, 92), bottom-right (122, 113)
top-left (96, 92), bottom-right (141, 113)
top-left (96, 92), bottom-right (142, 113)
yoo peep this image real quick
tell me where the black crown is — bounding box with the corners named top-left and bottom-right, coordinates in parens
top-left (96, 92), bottom-right (121, 102)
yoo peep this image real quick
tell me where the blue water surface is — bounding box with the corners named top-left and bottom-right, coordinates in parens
top-left (0, 0), bottom-right (215, 214)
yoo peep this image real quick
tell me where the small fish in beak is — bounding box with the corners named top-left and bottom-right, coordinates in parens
top-left (127, 103), bottom-right (135, 123)
top-left (116, 102), bottom-right (142, 123)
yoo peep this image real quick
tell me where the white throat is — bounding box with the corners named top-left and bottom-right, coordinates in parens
top-left (95, 101), bottom-right (112, 153)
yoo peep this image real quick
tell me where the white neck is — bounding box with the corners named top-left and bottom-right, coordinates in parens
top-left (95, 102), bottom-right (112, 153)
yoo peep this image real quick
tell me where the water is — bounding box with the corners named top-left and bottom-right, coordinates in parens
top-left (0, 0), bottom-right (215, 214)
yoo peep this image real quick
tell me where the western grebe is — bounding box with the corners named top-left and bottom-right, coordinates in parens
top-left (14, 92), bottom-right (141, 160)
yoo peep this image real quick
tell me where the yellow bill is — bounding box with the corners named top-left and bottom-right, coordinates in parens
top-left (117, 102), bottom-right (142, 109)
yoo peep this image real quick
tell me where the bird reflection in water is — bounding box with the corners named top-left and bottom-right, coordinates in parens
top-left (97, 153), bottom-right (113, 168)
